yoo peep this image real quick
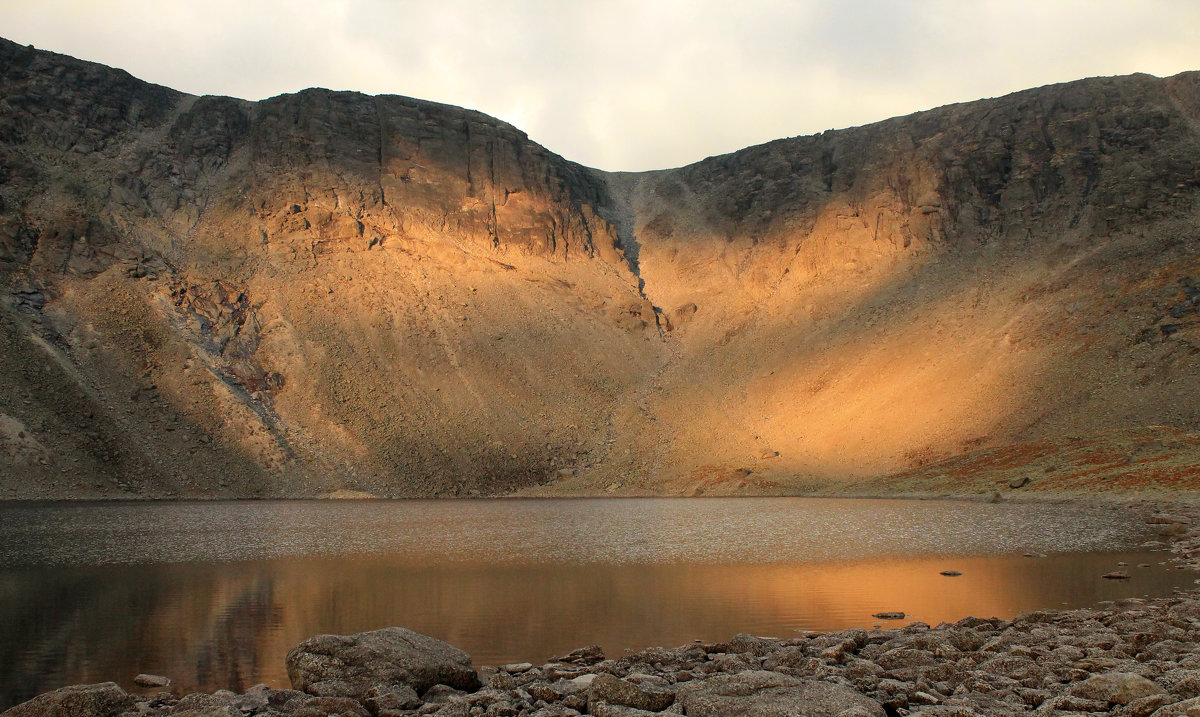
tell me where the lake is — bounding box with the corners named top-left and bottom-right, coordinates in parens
top-left (0, 497), bottom-right (1190, 707)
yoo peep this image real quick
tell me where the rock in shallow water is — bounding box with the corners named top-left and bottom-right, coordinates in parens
top-left (134, 673), bottom-right (171, 687)
top-left (285, 626), bottom-right (481, 698)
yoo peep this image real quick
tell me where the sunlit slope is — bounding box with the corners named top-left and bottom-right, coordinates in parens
top-left (572, 71), bottom-right (1200, 494)
top-left (1, 36), bottom-right (1198, 497)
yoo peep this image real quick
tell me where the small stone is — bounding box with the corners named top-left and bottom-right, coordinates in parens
top-left (909, 691), bottom-right (939, 705)
top-left (502, 662), bottom-right (534, 673)
top-left (552, 645), bottom-right (605, 665)
top-left (569, 674), bottom-right (597, 689)
top-left (1009, 476), bottom-right (1030, 489)
top-left (293, 696), bottom-right (370, 717)
top-left (133, 674), bottom-right (171, 688)
top-left (872, 612), bottom-right (906, 620)
top-left (940, 570), bottom-right (963, 577)
top-left (363, 685), bottom-right (422, 712)
top-left (1103, 571), bottom-right (1131, 580)
top-left (1126, 693), bottom-right (1175, 717)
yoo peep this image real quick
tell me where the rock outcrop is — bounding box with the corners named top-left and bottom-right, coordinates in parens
top-left (1, 37), bottom-right (1199, 497)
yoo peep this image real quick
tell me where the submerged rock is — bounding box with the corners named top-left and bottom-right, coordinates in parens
top-left (552, 644), bottom-right (606, 665)
top-left (285, 627), bottom-right (480, 698)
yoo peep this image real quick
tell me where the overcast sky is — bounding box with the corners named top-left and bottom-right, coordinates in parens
top-left (2, 1), bottom-right (1199, 171)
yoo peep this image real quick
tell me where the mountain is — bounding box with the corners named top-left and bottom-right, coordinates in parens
top-left (1, 38), bottom-right (1198, 498)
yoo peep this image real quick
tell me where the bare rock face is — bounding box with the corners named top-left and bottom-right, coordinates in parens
top-left (675, 670), bottom-right (885, 716)
top-left (0, 682), bottom-right (131, 717)
top-left (285, 627), bottom-right (481, 698)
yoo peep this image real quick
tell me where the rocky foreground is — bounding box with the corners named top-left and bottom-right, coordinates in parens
top-left (7, 509), bottom-right (1200, 717)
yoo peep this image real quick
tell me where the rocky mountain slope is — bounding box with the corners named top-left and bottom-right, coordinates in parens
top-left (1, 38), bottom-right (1198, 498)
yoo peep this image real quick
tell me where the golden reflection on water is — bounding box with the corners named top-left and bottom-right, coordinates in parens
top-left (0, 549), bottom-right (1189, 706)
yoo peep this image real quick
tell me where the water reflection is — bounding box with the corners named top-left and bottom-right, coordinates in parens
top-left (0, 499), bottom-right (1190, 707)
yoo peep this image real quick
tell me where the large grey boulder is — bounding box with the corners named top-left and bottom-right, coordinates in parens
top-left (676, 670), bottom-right (885, 717)
top-left (1, 682), bottom-right (132, 717)
top-left (286, 627), bottom-right (481, 698)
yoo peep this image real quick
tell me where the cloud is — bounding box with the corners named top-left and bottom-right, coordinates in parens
top-left (2, 0), bottom-right (1198, 170)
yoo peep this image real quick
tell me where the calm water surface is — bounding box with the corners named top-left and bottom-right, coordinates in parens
top-left (0, 498), bottom-right (1191, 707)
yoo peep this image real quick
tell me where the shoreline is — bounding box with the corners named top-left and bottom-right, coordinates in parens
top-left (3, 487), bottom-right (1200, 503)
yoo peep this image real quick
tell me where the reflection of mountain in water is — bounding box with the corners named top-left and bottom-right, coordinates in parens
top-left (0, 565), bottom-right (284, 704)
top-left (192, 576), bottom-right (281, 691)
top-left (0, 549), bottom-right (1190, 707)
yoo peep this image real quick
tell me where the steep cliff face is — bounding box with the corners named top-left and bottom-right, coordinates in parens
top-left (1, 38), bottom-right (1198, 497)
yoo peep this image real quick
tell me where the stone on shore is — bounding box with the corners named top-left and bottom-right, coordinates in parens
top-left (362, 684), bottom-right (422, 712)
top-left (675, 670), bottom-right (885, 716)
top-left (1143, 695), bottom-right (1200, 716)
top-left (1, 682), bottom-right (132, 717)
top-left (134, 673), bottom-right (171, 687)
top-left (587, 672), bottom-right (675, 712)
top-left (1070, 671), bottom-right (1165, 705)
top-left (291, 696), bottom-right (370, 717)
top-left (285, 627), bottom-right (480, 698)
